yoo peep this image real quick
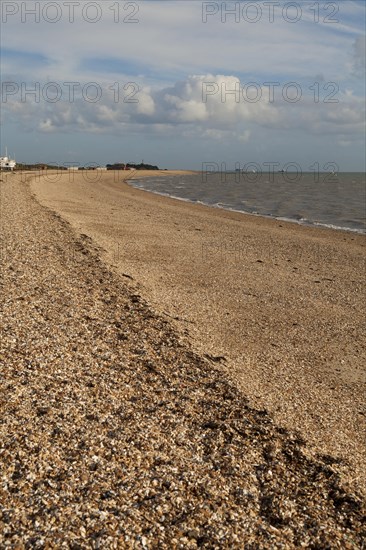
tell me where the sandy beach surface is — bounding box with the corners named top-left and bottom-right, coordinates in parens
top-left (1, 169), bottom-right (365, 547)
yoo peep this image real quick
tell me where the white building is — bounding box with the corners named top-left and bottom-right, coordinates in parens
top-left (0, 149), bottom-right (16, 171)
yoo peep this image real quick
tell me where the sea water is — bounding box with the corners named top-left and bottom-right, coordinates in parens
top-left (128, 172), bottom-right (366, 234)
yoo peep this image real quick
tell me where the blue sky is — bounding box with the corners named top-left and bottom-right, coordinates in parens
top-left (1, 1), bottom-right (365, 170)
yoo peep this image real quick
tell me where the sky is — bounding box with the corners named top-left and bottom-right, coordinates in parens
top-left (1, 0), bottom-right (365, 170)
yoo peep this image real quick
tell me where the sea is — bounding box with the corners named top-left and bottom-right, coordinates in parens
top-left (128, 172), bottom-right (366, 234)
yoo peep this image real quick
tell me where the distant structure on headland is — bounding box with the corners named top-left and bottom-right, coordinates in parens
top-left (106, 162), bottom-right (159, 171)
top-left (0, 148), bottom-right (16, 171)
top-left (0, 156), bottom-right (159, 172)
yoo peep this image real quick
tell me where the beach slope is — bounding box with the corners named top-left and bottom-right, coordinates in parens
top-left (0, 171), bottom-right (365, 547)
top-left (30, 170), bottom-right (366, 493)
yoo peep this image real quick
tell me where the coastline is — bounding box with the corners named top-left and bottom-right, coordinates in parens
top-left (1, 170), bottom-right (365, 546)
top-left (29, 169), bottom-right (366, 495)
top-left (126, 171), bottom-right (366, 236)
top-left (126, 182), bottom-right (366, 236)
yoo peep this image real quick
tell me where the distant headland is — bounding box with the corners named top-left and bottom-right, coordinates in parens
top-left (9, 161), bottom-right (161, 172)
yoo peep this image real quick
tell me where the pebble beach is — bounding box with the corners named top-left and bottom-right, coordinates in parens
top-left (1, 171), bottom-right (365, 548)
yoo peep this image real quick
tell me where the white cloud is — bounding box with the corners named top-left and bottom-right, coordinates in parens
top-left (39, 118), bottom-right (55, 132)
top-left (136, 90), bottom-right (155, 116)
top-left (2, 73), bottom-right (364, 145)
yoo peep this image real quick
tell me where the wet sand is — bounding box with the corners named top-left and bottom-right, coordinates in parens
top-left (29, 169), bottom-right (366, 496)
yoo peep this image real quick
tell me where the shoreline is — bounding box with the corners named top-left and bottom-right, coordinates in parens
top-left (28, 169), bottom-right (366, 496)
top-left (1, 171), bottom-right (366, 545)
top-left (15, 167), bottom-right (365, 235)
top-left (125, 170), bottom-right (366, 236)
top-left (126, 177), bottom-right (366, 236)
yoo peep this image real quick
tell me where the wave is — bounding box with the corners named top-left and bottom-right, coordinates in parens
top-left (126, 178), bottom-right (366, 235)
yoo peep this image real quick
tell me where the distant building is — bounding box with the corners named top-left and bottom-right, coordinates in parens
top-left (0, 149), bottom-right (16, 171)
top-left (68, 166), bottom-right (79, 171)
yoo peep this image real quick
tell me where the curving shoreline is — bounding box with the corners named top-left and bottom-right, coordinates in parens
top-left (126, 172), bottom-right (366, 236)
top-left (1, 171), bottom-right (365, 546)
